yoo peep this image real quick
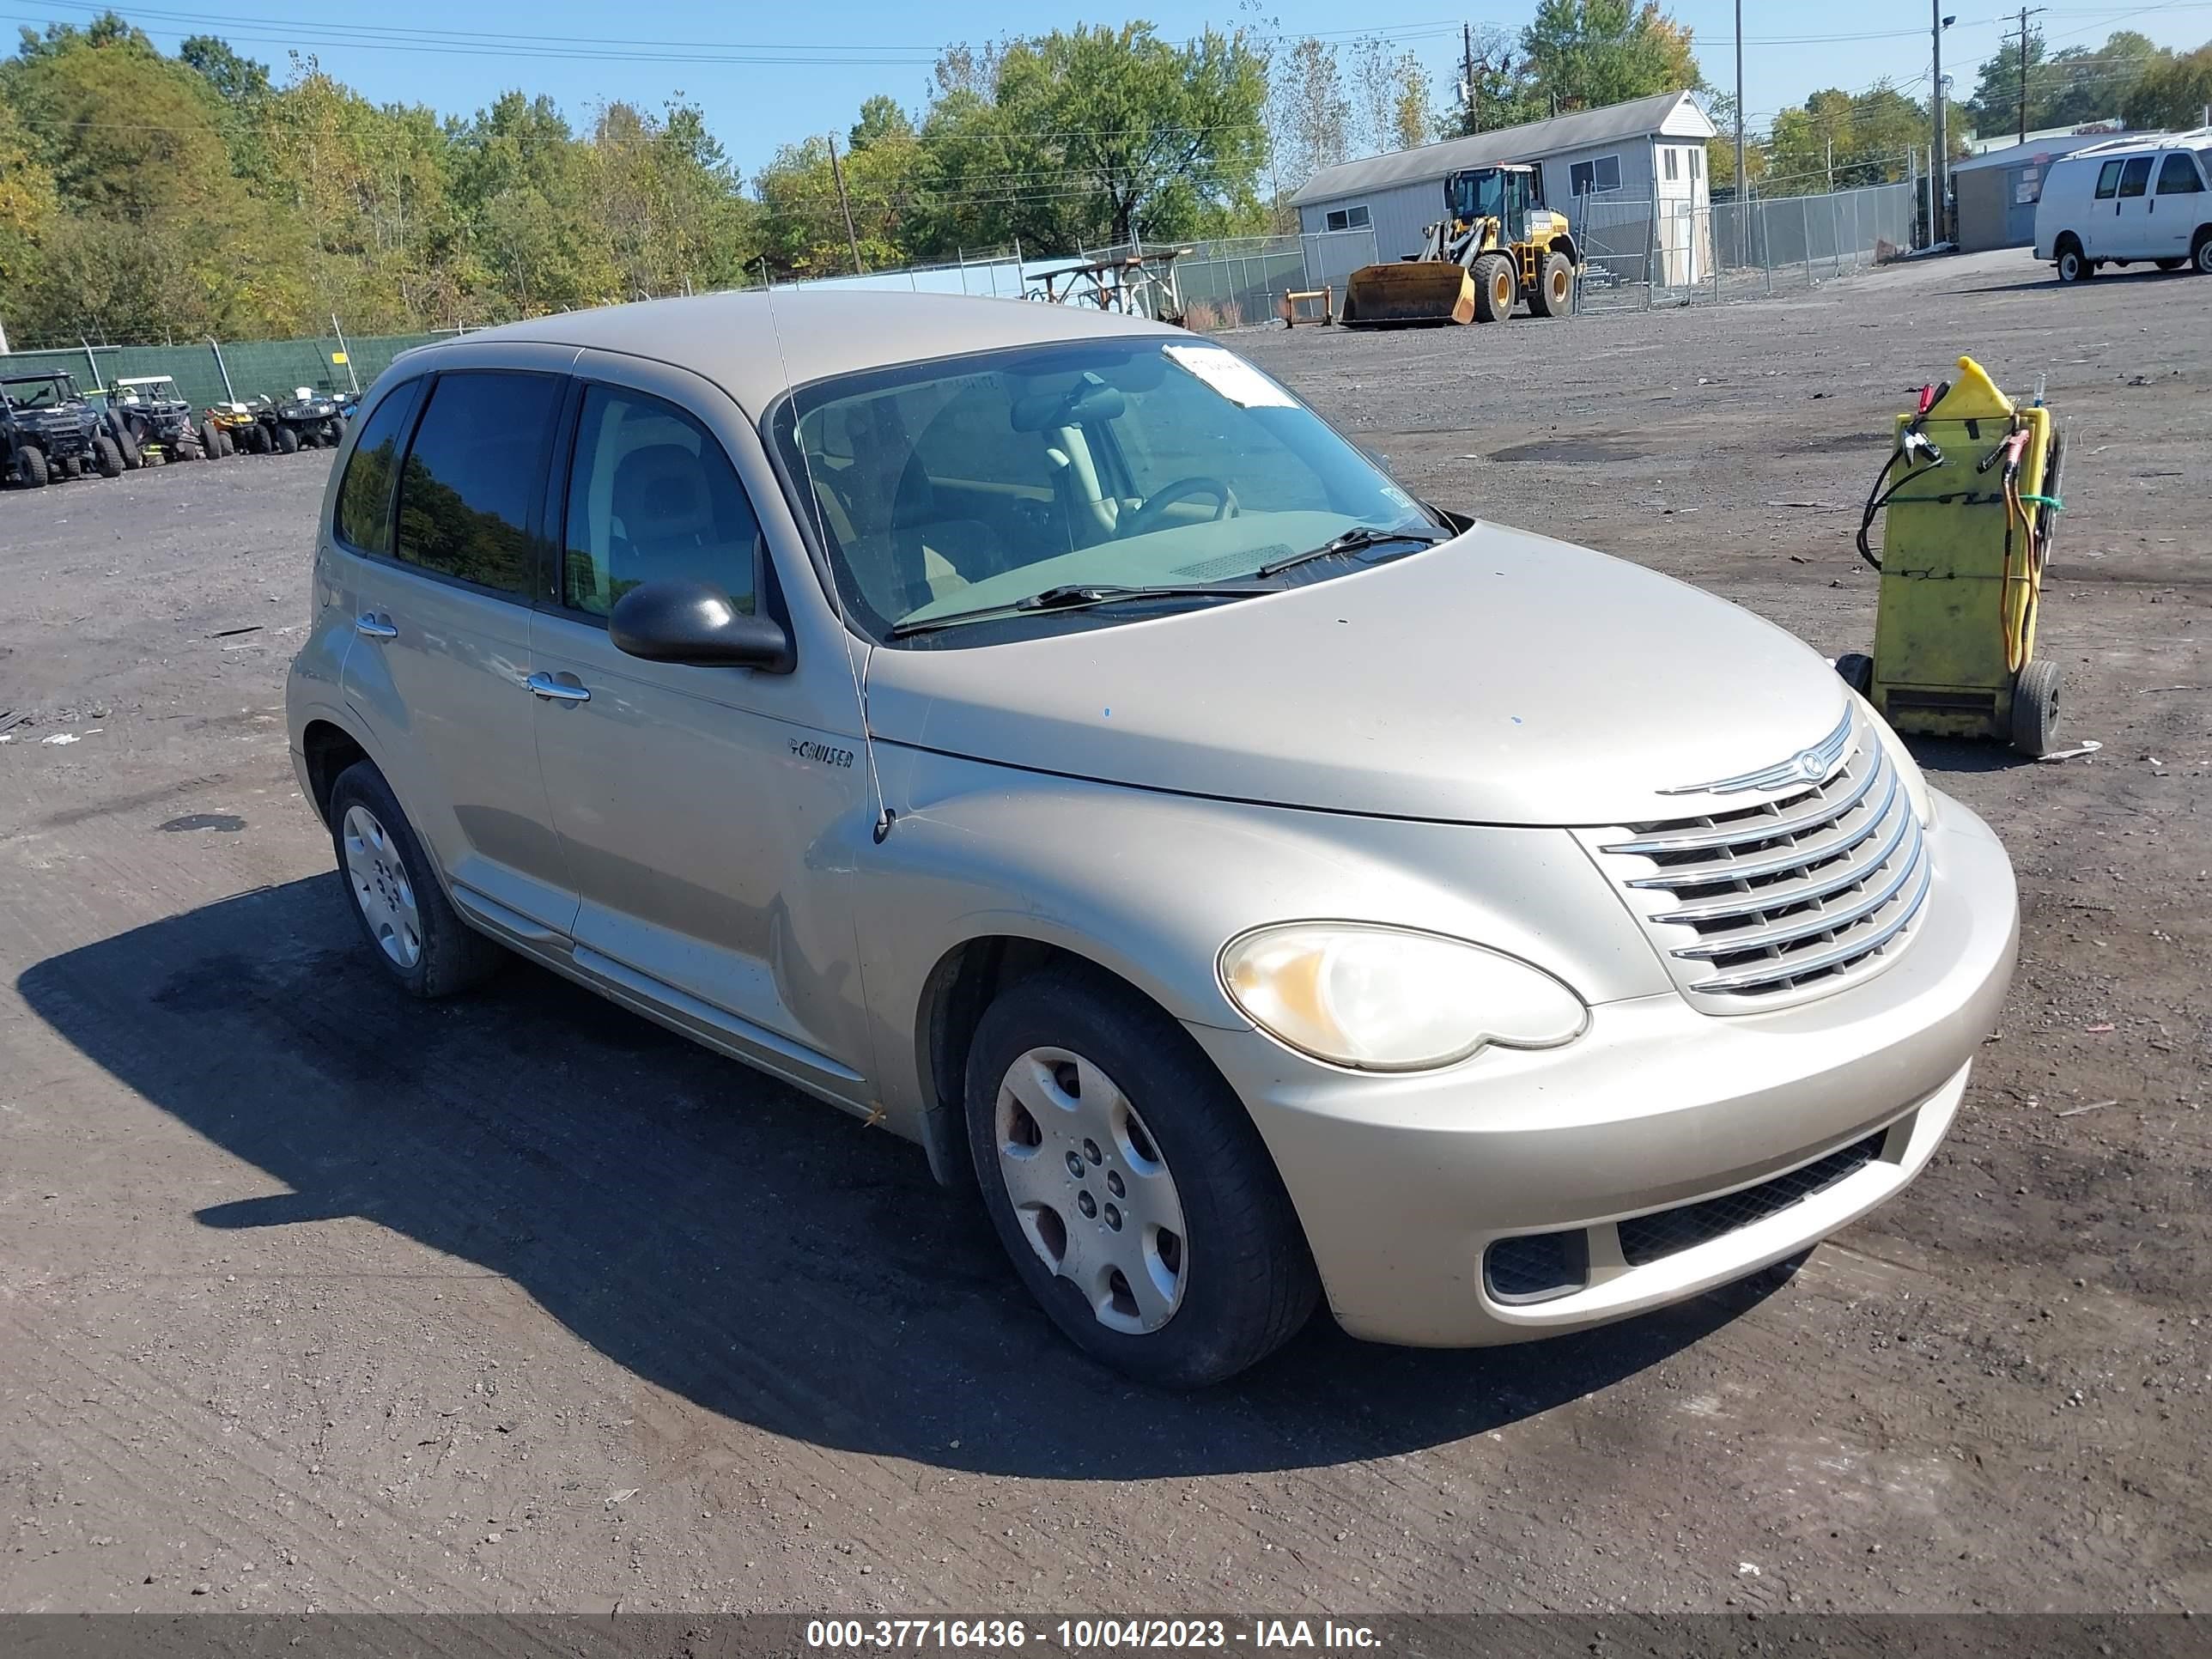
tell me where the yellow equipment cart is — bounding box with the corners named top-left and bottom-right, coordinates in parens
top-left (1838, 356), bottom-right (2065, 757)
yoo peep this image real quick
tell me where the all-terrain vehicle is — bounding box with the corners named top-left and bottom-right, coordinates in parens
top-left (258, 386), bottom-right (348, 453)
top-left (203, 399), bottom-right (262, 457)
top-left (3, 370), bottom-right (123, 486)
top-left (106, 375), bottom-right (221, 465)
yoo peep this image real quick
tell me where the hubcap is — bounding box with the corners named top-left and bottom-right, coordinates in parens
top-left (994, 1047), bottom-right (1188, 1334)
top-left (1551, 268), bottom-right (1569, 301)
top-left (342, 805), bottom-right (422, 970)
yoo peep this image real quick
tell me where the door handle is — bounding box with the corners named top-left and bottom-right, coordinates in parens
top-left (526, 672), bottom-right (591, 703)
top-left (354, 613), bottom-right (398, 640)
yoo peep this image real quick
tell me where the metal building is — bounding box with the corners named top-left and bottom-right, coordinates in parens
top-left (1950, 131), bottom-right (2134, 252)
top-left (1291, 90), bottom-right (1717, 285)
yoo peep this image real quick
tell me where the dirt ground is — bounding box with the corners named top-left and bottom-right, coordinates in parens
top-left (1, 248), bottom-right (2206, 1616)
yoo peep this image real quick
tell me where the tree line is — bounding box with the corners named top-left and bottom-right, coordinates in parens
top-left (5, 7), bottom-right (2208, 349)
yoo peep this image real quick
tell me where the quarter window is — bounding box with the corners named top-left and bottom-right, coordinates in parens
top-left (2094, 159), bottom-right (2124, 199)
top-left (333, 379), bottom-right (422, 555)
top-left (562, 385), bottom-right (758, 617)
top-left (2118, 155), bottom-right (2153, 199)
top-left (393, 372), bottom-right (562, 595)
top-left (2157, 152), bottom-right (2203, 194)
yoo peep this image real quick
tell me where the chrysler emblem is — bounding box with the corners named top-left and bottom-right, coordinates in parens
top-left (1659, 708), bottom-right (1856, 797)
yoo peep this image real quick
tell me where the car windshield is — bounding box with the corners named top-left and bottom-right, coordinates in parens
top-left (773, 337), bottom-right (1439, 640)
top-left (1451, 170), bottom-right (1506, 222)
top-left (4, 378), bottom-right (73, 409)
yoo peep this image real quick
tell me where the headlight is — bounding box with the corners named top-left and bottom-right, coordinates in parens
top-left (1853, 691), bottom-right (1934, 827)
top-left (1219, 923), bottom-right (1587, 1072)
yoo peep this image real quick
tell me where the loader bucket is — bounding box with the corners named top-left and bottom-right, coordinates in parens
top-left (1339, 262), bottom-right (1476, 327)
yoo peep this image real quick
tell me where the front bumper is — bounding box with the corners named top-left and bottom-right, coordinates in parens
top-left (1185, 793), bottom-right (2018, 1347)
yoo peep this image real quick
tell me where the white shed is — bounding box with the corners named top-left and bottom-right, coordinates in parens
top-left (1293, 90), bottom-right (1717, 283)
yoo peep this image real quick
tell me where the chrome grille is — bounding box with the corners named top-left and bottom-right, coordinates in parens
top-left (1577, 710), bottom-right (1929, 1011)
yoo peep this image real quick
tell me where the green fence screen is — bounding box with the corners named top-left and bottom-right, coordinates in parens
top-left (0, 331), bottom-right (453, 413)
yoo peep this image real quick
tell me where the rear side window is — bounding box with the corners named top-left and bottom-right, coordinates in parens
top-left (2118, 155), bottom-right (2153, 199)
top-left (560, 385), bottom-right (759, 617)
top-left (394, 372), bottom-right (562, 595)
top-left (2157, 153), bottom-right (2203, 194)
top-left (2094, 160), bottom-right (2124, 199)
top-left (333, 380), bottom-right (422, 554)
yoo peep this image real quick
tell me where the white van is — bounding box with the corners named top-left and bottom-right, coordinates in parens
top-left (2034, 131), bottom-right (2212, 281)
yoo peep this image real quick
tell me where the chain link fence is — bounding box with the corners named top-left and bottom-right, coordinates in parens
top-left (0, 331), bottom-right (447, 416)
top-left (1576, 180), bottom-right (1917, 313)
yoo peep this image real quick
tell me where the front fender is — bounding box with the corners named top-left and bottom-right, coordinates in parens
top-left (855, 743), bottom-right (1669, 1164)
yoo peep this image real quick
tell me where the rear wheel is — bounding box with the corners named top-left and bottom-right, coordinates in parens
top-left (328, 761), bottom-right (505, 999)
top-left (1528, 249), bottom-right (1574, 317)
top-left (965, 966), bottom-right (1319, 1388)
top-left (2055, 236), bottom-right (2089, 283)
top-left (2011, 659), bottom-right (2063, 758)
top-left (2193, 228), bottom-right (2212, 275)
top-left (15, 444), bottom-right (49, 488)
top-left (1471, 252), bottom-right (1517, 323)
top-left (275, 422), bottom-right (301, 454)
top-left (92, 434), bottom-right (123, 477)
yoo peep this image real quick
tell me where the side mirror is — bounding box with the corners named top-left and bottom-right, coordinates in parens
top-left (610, 580), bottom-right (795, 673)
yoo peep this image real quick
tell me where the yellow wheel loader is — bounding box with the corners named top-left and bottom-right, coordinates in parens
top-left (1339, 164), bottom-right (1581, 328)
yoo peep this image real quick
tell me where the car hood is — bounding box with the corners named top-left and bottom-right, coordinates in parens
top-left (863, 522), bottom-right (1852, 828)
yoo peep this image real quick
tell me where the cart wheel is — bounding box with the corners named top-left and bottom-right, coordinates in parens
top-left (2011, 659), bottom-right (2063, 758)
top-left (1833, 653), bottom-right (1874, 696)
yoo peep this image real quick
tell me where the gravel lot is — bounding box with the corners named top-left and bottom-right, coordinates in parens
top-left (2, 248), bottom-right (2206, 1615)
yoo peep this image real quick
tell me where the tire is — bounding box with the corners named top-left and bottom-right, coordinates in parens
top-left (327, 761), bottom-right (505, 999)
top-left (92, 434), bottom-right (123, 478)
top-left (250, 424), bottom-right (273, 455)
top-left (2055, 237), bottom-right (2089, 283)
top-left (113, 425), bottom-right (142, 469)
top-left (197, 421), bottom-right (221, 459)
top-left (275, 422), bottom-right (301, 454)
top-left (2010, 659), bottom-right (2063, 758)
top-left (59, 454), bottom-right (82, 479)
top-left (1472, 252), bottom-right (1516, 323)
top-left (1528, 249), bottom-right (1574, 317)
top-left (964, 965), bottom-right (1319, 1388)
top-left (2156, 257), bottom-right (2185, 270)
top-left (16, 444), bottom-right (49, 488)
top-left (2193, 229), bottom-right (2212, 275)
top-left (174, 439), bottom-right (200, 462)
top-left (216, 428), bottom-right (235, 458)
top-left (1834, 652), bottom-right (1875, 696)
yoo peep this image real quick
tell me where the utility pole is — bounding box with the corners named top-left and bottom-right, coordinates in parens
top-left (1462, 22), bottom-right (1478, 135)
top-left (827, 133), bottom-right (866, 276)
top-left (1932, 7), bottom-right (1953, 245)
top-left (1735, 0), bottom-right (1747, 266)
top-left (2014, 7), bottom-right (2045, 145)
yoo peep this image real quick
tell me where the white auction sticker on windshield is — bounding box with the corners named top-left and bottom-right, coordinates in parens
top-left (1163, 344), bottom-right (1296, 409)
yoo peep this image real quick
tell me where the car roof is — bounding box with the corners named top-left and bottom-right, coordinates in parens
top-left (404, 289), bottom-right (1182, 412)
top-left (2062, 128), bottom-right (2212, 161)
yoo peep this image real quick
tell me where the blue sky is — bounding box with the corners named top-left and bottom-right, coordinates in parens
top-left (10, 0), bottom-right (2212, 173)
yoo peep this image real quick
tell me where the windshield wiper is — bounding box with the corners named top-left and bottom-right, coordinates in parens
top-left (1255, 523), bottom-right (1449, 579)
top-left (889, 581), bottom-right (1275, 639)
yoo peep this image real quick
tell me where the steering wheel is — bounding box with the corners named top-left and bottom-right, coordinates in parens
top-left (1121, 475), bottom-right (1237, 538)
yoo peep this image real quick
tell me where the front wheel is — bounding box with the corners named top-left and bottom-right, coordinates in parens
top-left (112, 425), bottom-right (143, 469)
top-left (1834, 652), bottom-right (1875, 696)
top-left (2156, 257), bottom-right (2185, 270)
top-left (92, 434), bottom-right (124, 478)
top-left (965, 967), bottom-right (1318, 1388)
top-left (2192, 229), bottom-right (2212, 275)
top-left (2055, 239), bottom-right (2089, 283)
top-left (1471, 252), bottom-right (1516, 323)
top-left (275, 422), bottom-right (301, 454)
top-left (15, 444), bottom-right (50, 488)
top-left (197, 420), bottom-right (222, 459)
